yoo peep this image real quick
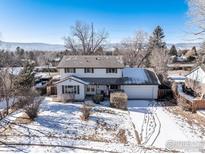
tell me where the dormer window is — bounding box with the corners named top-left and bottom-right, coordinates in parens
top-left (64, 68), bottom-right (76, 73)
top-left (84, 68), bottom-right (94, 73)
top-left (106, 68), bottom-right (117, 73)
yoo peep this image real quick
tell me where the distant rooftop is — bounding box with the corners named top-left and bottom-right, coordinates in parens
top-left (57, 55), bottom-right (124, 68)
top-left (167, 63), bottom-right (195, 68)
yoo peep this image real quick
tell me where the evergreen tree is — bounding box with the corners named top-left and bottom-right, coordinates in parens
top-left (14, 62), bottom-right (35, 95)
top-left (150, 25), bottom-right (166, 49)
top-left (146, 25), bottom-right (166, 67)
top-left (191, 46), bottom-right (197, 56)
top-left (15, 46), bottom-right (25, 59)
top-left (147, 26), bottom-right (168, 80)
top-left (169, 45), bottom-right (177, 56)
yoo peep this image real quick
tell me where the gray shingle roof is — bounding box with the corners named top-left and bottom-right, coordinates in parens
top-left (57, 55), bottom-right (124, 68)
top-left (80, 77), bottom-right (124, 85)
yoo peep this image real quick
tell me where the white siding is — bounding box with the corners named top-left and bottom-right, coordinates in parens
top-left (122, 85), bottom-right (158, 99)
top-left (59, 68), bottom-right (122, 79)
top-left (186, 67), bottom-right (205, 84)
top-left (57, 79), bottom-right (85, 100)
top-left (96, 85), bottom-right (107, 94)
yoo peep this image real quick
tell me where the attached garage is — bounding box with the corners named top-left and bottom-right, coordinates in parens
top-left (122, 68), bottom-right (160, 99)
top-left (122, 85), bottom-right (158, 99)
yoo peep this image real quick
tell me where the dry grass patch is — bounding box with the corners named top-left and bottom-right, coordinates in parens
top-left (77, 134), bottom-right (110, 143)
top-left (165, 101), bottom-right (205, 135)
top-left (96, 119), bottom-right (117, 131)
top-left (117, 129), bottom-right (127, 144)
top-left (14, 112), bottom-right (33, 124)
top-left (93, 108), bottom-right (117, 114)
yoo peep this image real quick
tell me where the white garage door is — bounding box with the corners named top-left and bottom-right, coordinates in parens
top-left (123, 85), bottom-right (157, 99)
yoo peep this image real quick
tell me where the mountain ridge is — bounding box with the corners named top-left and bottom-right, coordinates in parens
top-left (0, 41), bottom-right (202, 51)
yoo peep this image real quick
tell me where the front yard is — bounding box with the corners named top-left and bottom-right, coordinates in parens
top-left (0, 98), bottom-right (164, 153)
top-left (0, 97), bottom-right (205, 152)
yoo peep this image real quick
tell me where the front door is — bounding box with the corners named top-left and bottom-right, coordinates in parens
top-left (109, 85), bottom-right (121, 94)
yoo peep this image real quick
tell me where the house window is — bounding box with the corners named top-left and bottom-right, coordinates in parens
top-left (86, 85), bottom-right (95, 92)
top-left (64, 68), bottom-right (76, 73)
top-left (110, 85), bottom-right (119, 90)
top-left (106, 68), bottom-right (117, 73)
top-left (62, 85), bottom-right (79, 94)
top-left (84, 68), bottom-right (94, 73)
top-left (87, 87), bottom-right (90, 92)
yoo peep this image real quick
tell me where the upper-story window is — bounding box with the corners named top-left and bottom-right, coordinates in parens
top-left (84, 68), bottom-right (94, 73)
top-left (106, 68), bottom-right (118, 73)
top-left (64, 68), bottom-right (76, 73)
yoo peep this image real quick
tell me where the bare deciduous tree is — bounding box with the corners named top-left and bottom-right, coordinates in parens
top-left (150, 47), bottom-right (169, 81)
top-left (0, 67), bottom-right (16, 115)
top-left (64, 21), bottom-right (108, 55)
top-left (120, 30), bottom-right (149, 67)
top-left (188, 0), bottom-right (205, 35)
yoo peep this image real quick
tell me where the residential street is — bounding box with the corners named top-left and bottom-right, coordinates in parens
top-left (128, 100), bottom-right (205, 152)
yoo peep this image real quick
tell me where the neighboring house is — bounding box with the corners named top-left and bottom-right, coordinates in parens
top-left (34, 66), bottom-right (59, 95)
top-left (167, 63), bottom-right (195, 71)
top-left (185, 65), bottom-right (205, 97)
top-left (168, 75), bottom-right (186, 83)
top-left (55, 55), bottom-right (160, 101)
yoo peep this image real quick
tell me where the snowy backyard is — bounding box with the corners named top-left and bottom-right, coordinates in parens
top-left (128, 100), bottom-right (205, 152)
top-left (0, 97), bottom-right (205, 152)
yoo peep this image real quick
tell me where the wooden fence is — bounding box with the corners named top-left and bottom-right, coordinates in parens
top-left (158, 89), bottom-right (172, 99)
top-left (192, 100), bottom-right (205, 112)
top-left (177, 89), bottom-right (205, 113)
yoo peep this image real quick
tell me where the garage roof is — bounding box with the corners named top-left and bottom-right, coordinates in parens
top-left (123, 68), bottom-right (160, 85)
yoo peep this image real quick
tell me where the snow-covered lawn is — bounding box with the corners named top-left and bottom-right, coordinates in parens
top-left (198, 110), bottom-right (205, 118)
top-left (1, 98), bottom-right (204, 152)
top-left (0, 98), bottom-right (167, 153)
top-left (0, 98), bottom-right (15, 112)
top-left (128, 100), bottom-right (205, 152)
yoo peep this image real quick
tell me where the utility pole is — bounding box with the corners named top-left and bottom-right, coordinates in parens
top-left (91, 22), bottom-right (94, 53)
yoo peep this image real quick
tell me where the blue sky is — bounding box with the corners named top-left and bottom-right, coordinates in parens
top-left (0, 0), bottom-right (190, 44)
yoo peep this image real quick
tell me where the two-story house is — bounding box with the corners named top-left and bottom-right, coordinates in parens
top-left (55, 55), bottom-right (160, 101)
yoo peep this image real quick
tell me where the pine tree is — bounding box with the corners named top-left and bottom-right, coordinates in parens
top-left (169, 45), bottom-right (177, 56)
top-left (151, 25), bottom-right (166, 48)
top-left (191, 46), bottom-right (197, 56)
top-left (14, 62), bottom-right (35, 95)
top-left (147, 26), bottom-right (168, 80)
top-left (146, 26), bottom-right (166, 67)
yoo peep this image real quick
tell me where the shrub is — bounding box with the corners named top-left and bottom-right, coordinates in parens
top-left (14, 90), bottom-right (42, 120)
top-left (117, 129), bottom-right (127, 144)
top-left (110, 92), bottom-right (128, 110)
top-left (171, 82), bottom-right (178, 98)
top-left (25, 98), bottom-right (42, 120)
top-left (92, 94), bottom-right (104, 104)
top-left (80, 104), bottom-right (91, 121)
